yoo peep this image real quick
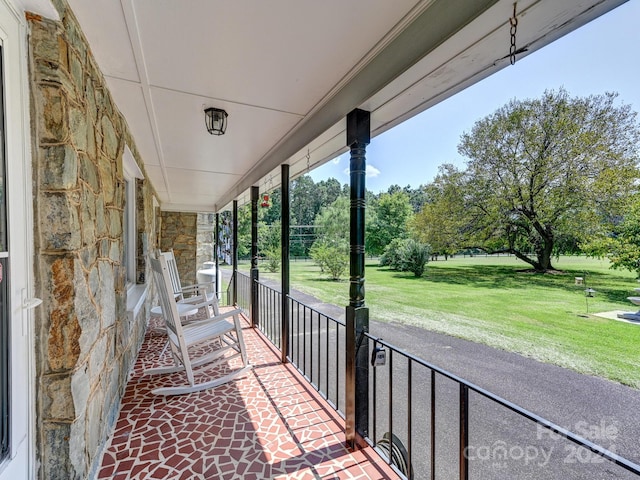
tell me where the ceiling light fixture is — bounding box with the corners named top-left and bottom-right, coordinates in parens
top-left (204, 107), bottom-right (228, 135)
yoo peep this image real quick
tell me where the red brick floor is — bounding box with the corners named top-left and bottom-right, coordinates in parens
top-left (97, 317), bottom-right (399, 479)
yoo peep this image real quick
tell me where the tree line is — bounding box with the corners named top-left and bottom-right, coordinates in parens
top-left (224, 89), bottom-right (640, 277)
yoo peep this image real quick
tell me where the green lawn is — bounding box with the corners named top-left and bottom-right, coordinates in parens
top-left (253, 255), bottom-right (640, 388)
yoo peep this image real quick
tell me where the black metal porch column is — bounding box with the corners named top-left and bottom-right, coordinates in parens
top-left (215, 212), bottom-right (220, 300)
top-left (250, 186), bottom-right (260, 328)
top-left (345, 108), bottom-right (370, 449)
top-left (232, 200), bottom-right (238, 306)
top-left (281, 164), bottom-right (290, 363)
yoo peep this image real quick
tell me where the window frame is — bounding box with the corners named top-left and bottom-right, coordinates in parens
top-left (122, 145), bottom-right (143, 289)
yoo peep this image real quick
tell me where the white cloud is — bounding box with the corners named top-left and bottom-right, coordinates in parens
top-left (342, 164), bottom-right (381, 178)
top-left (366, 164), bottom-right (381, 178)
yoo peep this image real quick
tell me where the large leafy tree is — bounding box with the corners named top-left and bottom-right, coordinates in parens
top-left (315, 178), bottom-right (343, 210)
top-left (411, 164), bottom-right (466, 258)
top-left (366, 191), bottom-right (413, 256)
top-left (290, 175), bottom-right (317, 226)
top-left (452, 89), bottom-right (639, 272)
top-left (314, 196), bottom-right (350, 241)
top-left (583, 195), bottom-right (640, 277)
top-left (288, 175), bottom-right (344, 256)
top-left (310, 196), bottom-right (350, 279)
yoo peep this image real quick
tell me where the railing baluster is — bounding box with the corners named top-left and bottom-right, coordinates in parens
top-left (310, 309), bottom-right (314, 385)
top-left (317, 311), bottom-right (321, 389)
top-left (336, 325), bottom-right (340, 411)
top-left (279, 292), bottom-right (282, 349)
top-left (309, 308), bottom-right (312, 383)
top-left (325, 315), bottom-right (329, 398)
top-left (296, 302), bottom-right (300, 368)
top-left (289, 297), bottom-right (293, 361)
top-left (303, 305), bottom-right (307, 376)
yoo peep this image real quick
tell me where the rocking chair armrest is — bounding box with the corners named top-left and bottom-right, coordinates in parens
top-left (179, 291), bottom-right (218, 307)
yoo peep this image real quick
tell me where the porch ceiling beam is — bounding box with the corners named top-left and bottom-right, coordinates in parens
top-left (214, 0), bottom-right (500, 210)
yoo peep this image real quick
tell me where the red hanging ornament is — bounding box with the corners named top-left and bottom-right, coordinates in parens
top-left (261, 193), bottom-right (270, 208)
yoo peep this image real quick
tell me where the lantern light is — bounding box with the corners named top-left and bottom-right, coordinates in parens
top-left (204, 107), bottom-right (228, 135)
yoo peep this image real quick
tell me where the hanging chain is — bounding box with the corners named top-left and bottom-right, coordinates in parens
top-left (306, 149), bottom-right (311, 173)
top-left (509, 2), bottom-right (518, 65)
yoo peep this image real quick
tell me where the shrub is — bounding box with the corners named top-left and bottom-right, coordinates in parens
top-left (381, 238), bottom-right (430, 277)
top-left (310, 242), bottom-right (328, 273)
top-left (311, 240), bottom-right (348, 280)
top-left (380, 238), bottom-right (406, 269)
top-left (402, 239), bottom-right (431, 277)
top-left (324, 248), bottom-right (348, 280)
top-left (263, 248), bottom-right (280, 273)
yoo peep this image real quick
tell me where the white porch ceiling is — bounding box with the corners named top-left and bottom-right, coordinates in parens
top-left (64, 0), bottom-right (627, 212)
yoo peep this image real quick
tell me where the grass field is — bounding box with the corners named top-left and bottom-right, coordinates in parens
top-left (251, 255), bottom-right (640, 388)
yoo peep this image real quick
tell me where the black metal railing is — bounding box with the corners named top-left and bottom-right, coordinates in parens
top-left (256, 281), bottom-right (281, 350)
top-left (367, 334), bottom-right (640, 480)
top-left (223, 273), bottom-right (233, 307)
top-left (288, 296), bottom-right (346, 415)
top-left (233, 271), bottom-right (251, 313)
top-left (237, 275), bottom-right (640, 479)
top-left (250, 279), bottom-right (346, 415)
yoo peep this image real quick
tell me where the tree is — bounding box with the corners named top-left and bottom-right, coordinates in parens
top-left (583, 195), bottom-right (640, 277)
top-left (310, 196), bottom-right (350, 280)
top-left (290, 175), bottom-right (317, 226)
top-left (411, 164), bottom-right (466, 259)
top-left (405, 184), bottom-right (429, 213)
top-left (366, 191), bottom-right (413, 256)
top-left (235, 203), bottom-right (252, 259)
top-left (315, 196), bottom-right (350, 240)
top-left (454, 89), bottom-right (640, 272)
top-left (315, 178), bottom-right (342, 210)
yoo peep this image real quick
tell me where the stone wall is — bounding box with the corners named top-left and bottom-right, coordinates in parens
top-left (28, 4), bottom-right (156, 479)
top-left (197, 212), bottom-right (215, 269)
top-left (160, 212), bottom-right (197, 286)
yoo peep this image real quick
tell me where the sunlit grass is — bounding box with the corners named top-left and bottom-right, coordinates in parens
top-left (246, 255), bottom-right (640, 388)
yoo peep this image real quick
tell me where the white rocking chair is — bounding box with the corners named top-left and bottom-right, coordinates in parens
top-left (158, 249), bottom-right (215, 303)
top-left (150, 249), bottom-right (221, 323)
top-left (146, 254), bottom-right (251, 395)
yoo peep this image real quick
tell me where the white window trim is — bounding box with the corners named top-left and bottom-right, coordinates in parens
top-left (122, 145), bottom-right (143, 290)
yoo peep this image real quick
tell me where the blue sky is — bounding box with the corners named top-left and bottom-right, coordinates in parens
top-left (310, 0), bottom-right (640, 193)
